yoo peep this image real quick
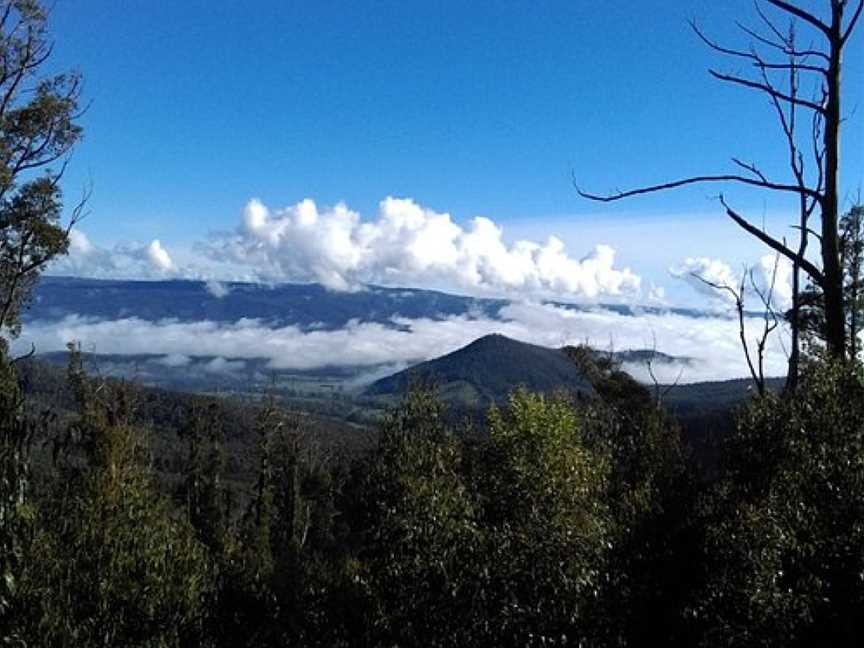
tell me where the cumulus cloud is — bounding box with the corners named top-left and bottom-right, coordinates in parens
top-left (203, 197), bottom-right (641, 300)
top-left (671, 254), bottom-right (795, 312)
top-left (146, 240), bottom-right (175, 273)
top-left (754, 254), bottom-right (794, 312)
top-left (204, 280), bottom-right (230, 298)
top-left (670, 257), bottom-right (740, 305)
top-left (50, 229), bottom-right (179, 279)
top-left (14, 302), bottom-right (789, 384)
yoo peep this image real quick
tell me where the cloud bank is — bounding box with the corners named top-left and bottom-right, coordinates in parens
top-left (14, 302), bottom-right (789, 384)
top-left (200, 197), bottom-right (642, 300)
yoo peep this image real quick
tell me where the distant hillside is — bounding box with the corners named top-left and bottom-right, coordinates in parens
top-left (365, 333), bottom-right (594, 405)
top-left (30, 276), bottom-right (507, 329)
top-left (30, 276), bottom-right (714, 329)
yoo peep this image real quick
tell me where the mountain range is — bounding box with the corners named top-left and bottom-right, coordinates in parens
top-left (30, 276), bottom-right (713, 329)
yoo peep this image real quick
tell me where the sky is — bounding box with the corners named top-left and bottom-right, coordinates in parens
top-left (42, 0), bottom-right (864, 308)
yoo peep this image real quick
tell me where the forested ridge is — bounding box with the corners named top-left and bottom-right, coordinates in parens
top-left (4, 339), bottom-right (864, 646)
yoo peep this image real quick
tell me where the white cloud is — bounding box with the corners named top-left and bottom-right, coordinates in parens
top-left (648, 283), bottom-right (667, 304)
top-left (14, 302), bottom-right (789, 384)
top-left (204, 197), bottom-right (642, 300)
top-left (50, 229), bottom-right (179, 279)
top-left (754, 254), bottom-right (793, 312)
top-left (670, 256), bottom-right (740, 305)
top-left (157, 353), bottom-right (191, 367)
top-left (57, 229), bottom-right (119, 277)
top-left (146, 240), bottom-right (175, 273)
top-left (204, 280), bottom-right (230, 298)
top-left (671, 254), bottom-right (795, 313)
top-left (202, 356), bottom-right (246, 374)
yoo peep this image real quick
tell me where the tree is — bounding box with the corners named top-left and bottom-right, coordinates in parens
top-left (15, 347), bottom-right (215, 646)
top-left (359, 386), bottom-right (482, 647)
top-left (696, 358), bottom-right (864, 646)
top-left (576, 0), bottom-right (863, 382)
top-left (797, 204), bottom-right (864, 360)
top-left (0, 0), bottom-right (85, 344)
top-left (841, 204), bottom-right (864, 358)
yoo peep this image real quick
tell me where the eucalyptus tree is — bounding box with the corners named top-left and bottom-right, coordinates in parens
top-left (0, 0), bottom-right (85, 344)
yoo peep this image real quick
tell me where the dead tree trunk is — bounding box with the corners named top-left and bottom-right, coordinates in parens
top-left (820, 1), bottom-right (846, 357)
top-left (576, 0), bottom-right (863, 377)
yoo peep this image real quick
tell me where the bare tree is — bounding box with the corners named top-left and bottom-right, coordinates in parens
top-left (644, 332), bottom-right (684, 409)
top-left (692, 260), bottom-right (781, 397)
top-left (576, 0), bottom-right (863, 383)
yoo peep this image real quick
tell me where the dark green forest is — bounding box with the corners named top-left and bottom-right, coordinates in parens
top-left (3, 1), bottom-right (864, 646)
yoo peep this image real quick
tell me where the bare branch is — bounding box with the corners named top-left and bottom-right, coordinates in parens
top-left (691, 270), bottom-right (763, 393)
top-left (735, 20), bottom-right (830, 61)
top-left (732, 157), bottom-right (768, 182)
top-left (575, 172), bottom-right (822, 203)
top-left (692, 17), bottom-right (827, 74)
top-left (11, 342), bottom-right (35, 364)
top-left (691, 18), bottom-right (762, 62)
top-left (644, 331), bottom-right (685, 408)
top-left (843, 0), bottom-right (864, 43)
top-left (755, 0), bottom-right (792, 46)
top-left (790, 224), bottom-right (822, 242)
top-left (753, 60), bottom-right (827, 74)
top-left (721, 195), bottom-right (824, 284)
top-left (764, 0), bottom-right (831, 37)
top-left (709, 69), bottom-right (827, 113)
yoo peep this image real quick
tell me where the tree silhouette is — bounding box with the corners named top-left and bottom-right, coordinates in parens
top-left (577, 0), bottom-right (863, 387)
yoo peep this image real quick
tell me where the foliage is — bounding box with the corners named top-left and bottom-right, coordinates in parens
top-left (476, 389), bottom-right (610, 646)
top-left (697, 359), bottom-right (864, 647)
top-left (0, 0), bottom-right (84, 338)
top-left (799, 205), bottom-right (864, 361)
top-left (359, 385), bottom-right (482, 647)
top-left (9, 347), bottom-right (215, 647)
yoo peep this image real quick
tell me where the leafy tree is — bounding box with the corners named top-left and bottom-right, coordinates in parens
top-left (0, 0), bottom-right (85, 340)
top-left (843, 204), bottom-right (864, 357)
top-left (0, 350), bottom-right (44, 643)
top-left (0, 3), bottom-right (85, 636)
top-left (565, 345), bottom-right (700, 646)
top-left (798, 204), bottom-right (864, 360)
top-left (216, 399), bottom-right (354, 647)
top-left (696, 359), bottom-right (864, 646)
top-left (359, 385), bottom-right (481, 647)
top-left (474, 390), bottom-right (611, 646)
top-left (16, 347), bottom-right (215, 647)
top-left (177, 400), bottom-right (230, 554)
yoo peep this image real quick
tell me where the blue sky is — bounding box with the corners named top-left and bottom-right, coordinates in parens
top-left (46, 1), bottom-right (864, 305)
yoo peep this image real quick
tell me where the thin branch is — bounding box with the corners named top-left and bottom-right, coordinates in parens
top-left (691, 19), bottom-right (762, 62)
top-left (691, 271), bottom-right (762, 393)
top-left (790, 224), bottom-right (822, 242)
top-left (842, 0), bottom-right (864, 43)
top-left (708, 69), bottom-right (827, 113)
top-left (764, 0), bottom-right (831, 37)
top-left (735, 20), bottom-right (830, 61)
top-left (691, 18), bottom-right (827, 74)
top-left (575, 172), bottom-right (822, 203)
top-left (753, 60), bottom-right (827, 74)
top-left (732, 157), bottom-right (768, 182)
top-left (11, 342), bottom-right (35, 364)
top-left (755, 0), bottom-right (792, 47)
